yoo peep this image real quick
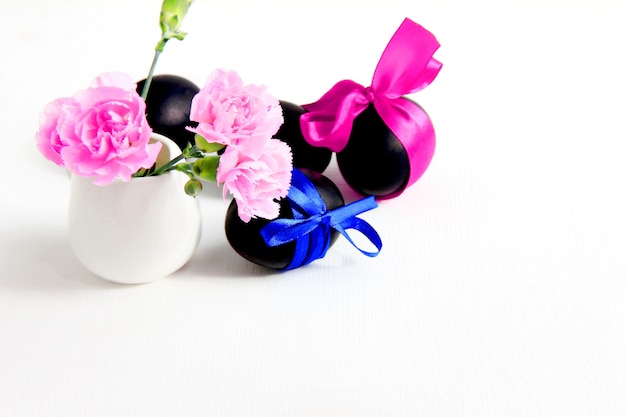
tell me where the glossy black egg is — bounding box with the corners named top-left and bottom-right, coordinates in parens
top-left (225, 169), bottom-right (344, 270)
top-left (136, 74), bottom-right (199, 150)
top-left (336, 103), bottom-right (410, 198)
top-left (274, 100), bottom-right (333, 173)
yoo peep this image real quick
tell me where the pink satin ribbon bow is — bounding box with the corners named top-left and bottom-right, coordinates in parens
top-left (300, 18), bottom-right (442, 191)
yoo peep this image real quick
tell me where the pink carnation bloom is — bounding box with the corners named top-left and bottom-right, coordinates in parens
top-left (36, 97), bottom-right (81, 166)
top-left (217, 137), bottom-right (293, 222)
top-left (188, 69), bottom-right (283, 146)
top-left (36, 72), bottom-right (161, 186)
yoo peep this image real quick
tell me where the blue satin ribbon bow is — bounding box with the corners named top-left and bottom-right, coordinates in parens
top-left (261, 169), bottom-right (383, 270)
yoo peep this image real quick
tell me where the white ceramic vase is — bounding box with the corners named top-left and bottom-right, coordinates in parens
top-left (68, 133), bottom-right (202, 284)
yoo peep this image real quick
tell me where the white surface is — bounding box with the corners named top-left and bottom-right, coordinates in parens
top-left (1, 0), bottom-right (625, 416)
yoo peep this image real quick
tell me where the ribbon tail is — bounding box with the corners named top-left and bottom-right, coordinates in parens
top-left (299, 110), bottom-right (352, 152)
top-left (372, 17), bottom-right (442, 97)
top-left (301, 80), bottom-right (362, 112)
top-left (328, 196), bottom-right (382, 257)
top-left (334, 218), bottom-right (383, 258)
top-left (413, 56), bottom-right (443, 92)
top-left (300, 80), bottom-right (370, 152)
top-left (327, 195), bottom-right (378, 225)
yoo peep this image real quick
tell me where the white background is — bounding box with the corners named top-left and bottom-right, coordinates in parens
top-left (1, 0), bottom-right (625, 416)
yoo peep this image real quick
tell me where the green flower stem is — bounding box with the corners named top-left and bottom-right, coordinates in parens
top-left (141, 144), bottom-right (207, 178)
top-left (149, 151), bottom-right (185, 176)
top-left (141, 0), bottom-right (192, 100)
top-left (140, 47), bottom-right (163, 101)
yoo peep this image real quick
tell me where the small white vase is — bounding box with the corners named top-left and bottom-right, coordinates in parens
top-left (68, 133), bottom-right (202, 284)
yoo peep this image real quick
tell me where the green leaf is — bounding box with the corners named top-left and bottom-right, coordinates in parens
top-left (192, 156), bottom-right (220, 182)
top-left (182, 143), bottom-right (197, 158)
top-left (194, 134), bottom-right (225, 153)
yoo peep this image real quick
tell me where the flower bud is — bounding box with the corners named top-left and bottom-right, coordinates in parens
top-left (192, 156), bottom-right (219, 182)
top-left (184, 178), bottom-right (202, 197)
top-left (159, 0), bottom-right (193, 41)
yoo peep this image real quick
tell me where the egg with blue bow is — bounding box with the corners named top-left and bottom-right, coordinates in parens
top-left (224, 169), bottom-right (344, 270)
top-left (225, 167), bottom-right (384, 270)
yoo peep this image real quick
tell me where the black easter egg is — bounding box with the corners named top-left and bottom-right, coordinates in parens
top-left (225, 170), bottom-right (344, 270)
top-left (136, 74), bottom-right (199, 150)
top-left (274, 100), bottom-right (333, 173)
top-left (336, 103), bottom-right (410, 198)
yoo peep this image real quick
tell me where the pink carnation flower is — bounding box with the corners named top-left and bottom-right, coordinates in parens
top-left (217, 138), bottom-right (293, 222)
top-left (36, 97), bottom-right (81, 166)
top-left (188, 69), bottom-right (283, 146)
top-left (36, 72), bottom-right (161, 186)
